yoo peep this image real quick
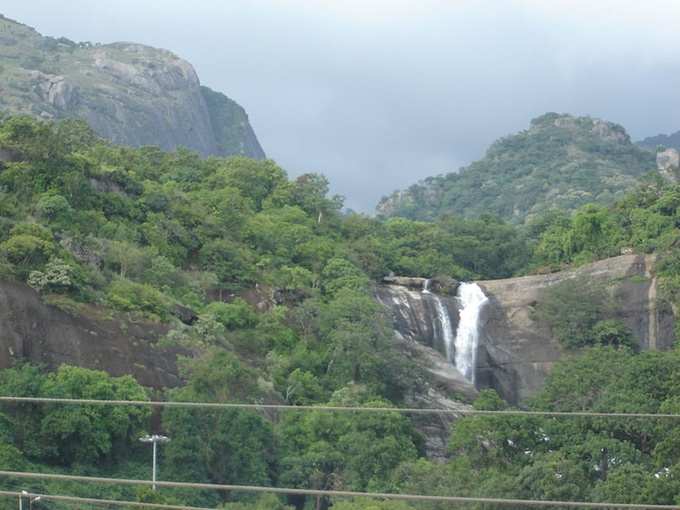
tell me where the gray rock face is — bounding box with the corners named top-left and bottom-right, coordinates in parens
top-left (477, 254), bottom-right (674, 402)
top-left (0, 15), bottom-right (265, 159)
top-left (0, 280), bottom-right (185, 388)
top-left (376, 284), bottom-right (461, 358)
top-left (376, 284), bottom-right (474, 459)
top-left (657, 148), bottom-right (680, 182)
top-left (379, 254), bottom-right (675, 405)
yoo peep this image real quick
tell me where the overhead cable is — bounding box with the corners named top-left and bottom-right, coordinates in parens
top-left (0, 396), bottom-right (678, 419)
top-left (1, 470), bottom-right (679, 509)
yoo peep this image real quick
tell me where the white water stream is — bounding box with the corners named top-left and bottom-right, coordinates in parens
top-left (453, 282), bottom-right (488, 385)
top-left (423, 280), bottom-right (456, 364)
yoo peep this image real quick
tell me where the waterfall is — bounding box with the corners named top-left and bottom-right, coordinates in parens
top-left (454, 283), bottom-right (488, 385)
top-left (423, 279), bottom-right (455, 363)
top-left (379, 278), bottom-right (487, 386)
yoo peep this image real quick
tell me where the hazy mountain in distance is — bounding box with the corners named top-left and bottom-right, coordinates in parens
top-left (638, 130), bottom-right (680, 151)
top-left (377, 113), bottom-right (656, 223)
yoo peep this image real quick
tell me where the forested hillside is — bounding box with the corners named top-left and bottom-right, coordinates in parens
top-left (4, 114), bottom-right (680, 507)
top-left (377, 113), bottom-right (656, 223)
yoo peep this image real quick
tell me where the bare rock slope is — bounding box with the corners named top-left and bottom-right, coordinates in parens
top-left (0, 280), bottom-right (184, 388)
top-left (0, 15), bottom-right (265, 159)
top-left (478, 254), bottom-right (674, 402)
top-left (380, 254), bottom-right (675, 405)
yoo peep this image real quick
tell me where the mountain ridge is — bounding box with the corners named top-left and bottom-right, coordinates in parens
top-left (377, 112), bottom-right (656, 223)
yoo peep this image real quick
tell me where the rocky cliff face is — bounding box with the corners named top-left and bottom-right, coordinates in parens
top-left (657, 148), bottom-right (680, 182)
top-left (380, 254), bottom-right (675, 405)
top-left (0, 15), bottom-right (265, 159)
top-left (478, 254), bottom-right (674, 402)
top-left (0, 280), bottom-right (184, 388)
top-left (375, 283), bottom-right (474, 459)
top-left (375, 283), bottom-right (473, 394)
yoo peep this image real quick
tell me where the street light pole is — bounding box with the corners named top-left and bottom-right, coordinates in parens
top-left (18, 493), bottom-right (40, 510)
top-left (139, 434), bottom-right (170, 491)
top-left (19, 490), bottom-right (28, 510)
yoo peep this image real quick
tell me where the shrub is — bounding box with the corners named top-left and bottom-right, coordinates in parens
top-left (591, 319), bottom-right (634, 349)
top-left (532, 279), bottom-right (614, 349)
top-left (204, 299), bottom-right (258, 330)
top-left (27, 257), bottom-right (74, 293)
top-left (35, 192), bottom-right (73, 222)
top-left (106, 279), bottom-right (172, 320)
top-left (0, 233), bottom-right (53, 276)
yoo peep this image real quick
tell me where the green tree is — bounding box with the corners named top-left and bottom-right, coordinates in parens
top-left (532, 279), bottom-right (613, 349)
top-left (163, 351), bottom-right (275, 488)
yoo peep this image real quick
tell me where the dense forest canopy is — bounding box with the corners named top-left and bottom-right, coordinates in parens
top-left (3, 114), bottom-right (680, 508)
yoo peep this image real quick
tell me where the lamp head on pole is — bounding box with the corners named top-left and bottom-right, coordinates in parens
top-left (139, 434), bottom-right (170, 444)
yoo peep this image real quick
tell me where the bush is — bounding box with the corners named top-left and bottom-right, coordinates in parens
top-left (533, 279), bottom-right (614, 349)
top-left (27, 257), bottom-right (75, 293)
top-left (106, 279), bottom-right (172, 320)
top-left (204, 299), bottom-right (258, 330)
top-left (35, 192), bottom-right (73, 222)
top-left (0, 232), bottom-right (54, 277)
top-left (592, 319), bottom-right (634, 349)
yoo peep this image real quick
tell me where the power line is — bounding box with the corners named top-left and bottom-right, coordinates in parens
top-left (0, 396), bottom-right (679, 419)
top-left (0, 470), bottom-right (678, 509)
top-left (0, 490), bottom-right (214, 510)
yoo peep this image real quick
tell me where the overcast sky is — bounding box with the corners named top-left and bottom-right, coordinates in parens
top-left (3, 1), bottom-right (680, 211)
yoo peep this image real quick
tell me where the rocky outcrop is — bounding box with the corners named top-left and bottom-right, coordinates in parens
top-left (379, 254), bottom-right (675, 406)
top-left (0, 148), bottom-right (18, 164)
top-left (0, 280), bottom-right (185, 388)
top-left (477, 254), bottom-right (674, 403)
top-left (382, 276), bottom-right (428, 289)
top-left (376, 285), bottom-right (461, 357)
top-left (657, 148), bottom-right (680, 182)
top-left (376, 285), bottom-right (474, 459)
top-left (381, 276), bottom-right (459, 295)
top-left (0, 15), bottom-right (265, 159)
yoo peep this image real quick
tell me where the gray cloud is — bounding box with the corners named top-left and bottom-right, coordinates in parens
top-left (3, 1), bottom-right (680, 211)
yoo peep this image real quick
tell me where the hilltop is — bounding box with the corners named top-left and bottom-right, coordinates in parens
top-left (377, 113), bottom-right (656, 222)
top-left (0, 14), bottom-right (265, 158)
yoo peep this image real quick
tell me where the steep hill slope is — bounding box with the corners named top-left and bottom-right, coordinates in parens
top-left (0, 14), bottom-right (265, 158)
top-left (377, 113), bottom-right (655, 223)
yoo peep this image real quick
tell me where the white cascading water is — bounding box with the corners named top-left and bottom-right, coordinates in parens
top-left (422, 279), bottom-right (455, 363)
top-left (454, 283), bottom-right (488, 385)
